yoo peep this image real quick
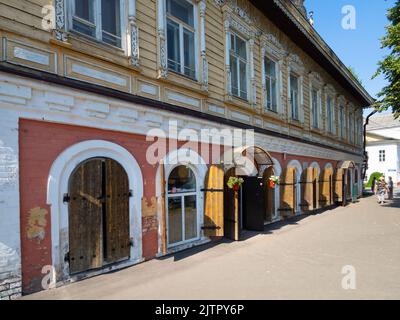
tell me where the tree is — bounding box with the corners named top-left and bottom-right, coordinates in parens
top-left (374, 0), bottom-right (400, 119)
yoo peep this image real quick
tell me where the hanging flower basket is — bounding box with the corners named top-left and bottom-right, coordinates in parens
top-left (269, 176), bottom-right (281, 188)
top-left (227, 177), bottom-right (244, 192)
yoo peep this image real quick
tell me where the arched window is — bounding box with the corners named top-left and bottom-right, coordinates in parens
top-left (167, 166), bottom-right (198, 246)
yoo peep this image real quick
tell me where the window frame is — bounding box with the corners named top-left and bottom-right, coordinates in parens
top-left (68, 0), bottom-right (127, 51)
top-left (339, 105), bottom-right (345, 139)
top-left (229, 32), bottom-right (249, 101)
top-left (263, 55), bottom-right (279, 112)
top-left (165, 0), bottom-right (199, 80)
top-left (326, 95), bottom-right (334, 134)
top-left (310, 87), bottom-right (322, 129)
top-left (290, 73), bottom-right (300, 121)
top-left (379, 150), bottom-right (386, 162)
top-left (166, 165), bottom-right (200, 248)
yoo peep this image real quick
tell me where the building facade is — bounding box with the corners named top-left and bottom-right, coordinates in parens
top-left (366, 114), bottom-right (400, 187)
top-left (0, 0), bottom-right (373, 298)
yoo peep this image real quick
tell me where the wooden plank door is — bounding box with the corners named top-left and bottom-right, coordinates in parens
top-left (224, 168), bottom-right (240, 241)
top-left (334, 169), bottom-right (344, 203)
top-left (263, 167), bottom-right (275, 223)
top-left (105, 159), bottom-right (131, 264)
top-left (68, 159), bottom-right (103, 274)
top-left (203, 165), bottom-right (224, 237)
top-left (280, 167), bottom-right (296, 217)
top-left (243, 176), bottom-right (265, 231)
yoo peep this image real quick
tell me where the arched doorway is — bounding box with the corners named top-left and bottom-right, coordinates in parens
top-left (68, 158), bottom-right (130, 275)
top-left (320, 164), bottom-right (334, 207)
top-left (336, 161), bottom-right (355, 206)
top-left (167, 165), bottom-right (198, 247)
top-left (223, 146), bottom-right (274, 240)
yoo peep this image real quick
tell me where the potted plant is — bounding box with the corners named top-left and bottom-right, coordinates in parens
top-left (227, 177), bottom-right (244, 192)
top-left (269, 175), bottom-right (280, 188)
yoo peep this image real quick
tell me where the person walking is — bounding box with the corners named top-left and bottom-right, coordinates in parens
top-left (371, 177), bottom-right (377, 194)
top-left (388, 177), bottom-right (394, 200)
top-left (375, 177), bottom-right (389, 205)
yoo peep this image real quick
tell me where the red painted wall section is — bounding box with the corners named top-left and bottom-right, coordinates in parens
top-left (19, 119), bottom-right (338, 294)
top-left (19, 119), bottom-right (162, 294)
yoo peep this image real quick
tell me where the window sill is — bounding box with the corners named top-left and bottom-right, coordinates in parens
top-left (224, 94), bottom-right (252, 110)
top-left (59, 31), bottom-right (131, 66)
top-left (262, 109), bottom-right (285, 122)
top-left (288, 118), bottom-right (304, 129)
top-left (159, 72), bottom-right (208, 96)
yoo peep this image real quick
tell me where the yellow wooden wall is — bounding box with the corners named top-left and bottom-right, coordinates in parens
top-left (0, 0), bottom-right (364, 154)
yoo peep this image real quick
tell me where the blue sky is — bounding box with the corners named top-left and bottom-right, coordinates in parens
top-left (306, 0), bottom-right (395, 116)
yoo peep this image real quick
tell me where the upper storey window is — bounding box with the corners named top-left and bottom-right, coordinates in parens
top-left (264, 57), bottom-right (278, 112)
top-left (290, 74), bottom-right (300, 121)
top-left (71, 0), bottom-right (123, 48)
top-left (166, 0), bottom-right (196, 79)
top-left (230, 33), bottom-right (248, 100)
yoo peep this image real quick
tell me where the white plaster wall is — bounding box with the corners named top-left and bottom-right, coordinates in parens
top-left (366, 144), bottom-right (399, 185)
top-left (0, 108), bottom-right (21, 280)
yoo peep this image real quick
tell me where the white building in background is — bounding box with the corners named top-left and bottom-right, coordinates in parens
top-left (366, 114), bottom-right (400, 187)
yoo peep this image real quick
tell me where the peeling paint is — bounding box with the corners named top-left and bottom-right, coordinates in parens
top-left (26, 207), bottom-right (48, 241)
top-left (142, 196), bottom-right (157, 217)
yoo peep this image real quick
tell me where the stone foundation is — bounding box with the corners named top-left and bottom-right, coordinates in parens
top-left (0, 274), bottom-right (22, 300)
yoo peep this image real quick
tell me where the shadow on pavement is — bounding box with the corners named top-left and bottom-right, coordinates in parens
top-left (381, 191), bottom-right (400, 209)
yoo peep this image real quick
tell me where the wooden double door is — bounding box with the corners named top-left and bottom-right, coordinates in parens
top-left (68, 158), bottom-right (131, 275)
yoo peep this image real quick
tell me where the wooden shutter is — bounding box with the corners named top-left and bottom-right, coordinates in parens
top-left (264, 167), bottom-right (275, 223)
top-left (280, 167), bottom-right (296, 216)
top-left (105, 159), bottom-right (130, 264)
top-left (69, 159), bottom-right (103, 274)
top-left (203, 165), bottom-right (224, 237)
top-left (320, 169), bottom-right (332, 207)
top-left (334, 169), bottom-right (344, 203)
top-left (224, 168), bottom-right (240, 241)
top-left (301, 168), bottom-right (313, 212)
top-left (160, 161), bottom-right (167, 254)
top-left (312, 167), bottom-right (319, 210)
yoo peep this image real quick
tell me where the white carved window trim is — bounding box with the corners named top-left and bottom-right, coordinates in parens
top-left (261, 34), bottom-right (285, 114)
top-left (287, 53), bottom-right (305, 123)
top-left (309, 71), bottom-right (323, 130)
top-left (224, 14), bottom-right (256, 106)
top-left (65, 0), bottom-right (129, 53)
top-left (157, 0), bottom-right (207, 90)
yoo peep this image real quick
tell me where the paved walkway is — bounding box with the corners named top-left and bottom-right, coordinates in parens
top-left (25, 192), bottom-right (400, 300)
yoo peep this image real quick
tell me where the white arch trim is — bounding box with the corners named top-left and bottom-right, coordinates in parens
top-left (324, 163), bottom-right (334, 171)
top-left (47, 140), bottom-right (144, 279)
top-left (271, 157), bottom-right (282, 220)
top-left (155, 148), bottom-right (208, 254)
top-left (287, 159), bottom-right (302, 214)
top-left (310, 161), bottom-right (321, 176)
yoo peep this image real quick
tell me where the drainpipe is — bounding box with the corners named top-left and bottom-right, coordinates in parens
top-left (362, 109), bottom-right (378, 180)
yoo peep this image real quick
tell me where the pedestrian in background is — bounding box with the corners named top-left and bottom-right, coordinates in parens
top-left (388, 177), bottom-right (394, 200)
top-left (375, 177), bottom-right (389, 205)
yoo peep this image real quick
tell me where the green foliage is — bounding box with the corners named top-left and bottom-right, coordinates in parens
top-left (227, 177), bottom-right (244, 189)
top-left (365, 172), bottom-right (383, 188)
top-left (348, 66), bottom-right (363, 85)
top-left (373, 1), bottom-right (400, 119)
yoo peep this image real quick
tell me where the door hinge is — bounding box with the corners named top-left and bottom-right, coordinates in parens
top-left (64, 251), bottom-right (70, 262)
top-left (200, 188), bottom-right (224, 193)
top-left (63, 193), bottom-right (71, 203)
top-left (201, 225), bottom-right (221, 230)
top-left (129, 190), bottom-right (133, 198)
top-left (129, 238), bottom-right (134, 247)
